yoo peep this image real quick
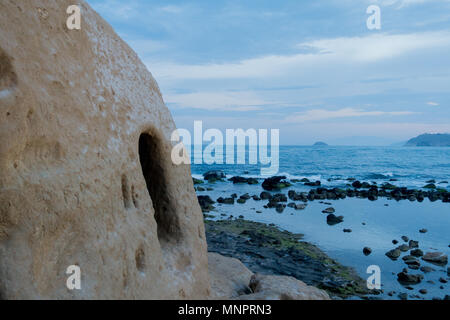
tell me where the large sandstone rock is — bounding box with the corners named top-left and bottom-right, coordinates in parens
top-left (0, 0), bottom-right (209, 299)
top-left (208, 253), bottom-right (253, 299)
top-left (240, 274), bottom-right (330, 300)
top-left (208, 253), bottom-right (330, 300)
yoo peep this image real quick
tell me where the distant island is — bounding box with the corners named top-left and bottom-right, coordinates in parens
top-left (405, 133), bottom-right (450, 147)
top-left (313, 141), bottom-right (328, 146)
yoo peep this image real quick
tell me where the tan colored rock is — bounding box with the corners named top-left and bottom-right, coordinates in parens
top-left (0, 0), bottom-right (210, 299)
top-left (208, 253), bottom-right (330, 300)
top-left (208, 252), bottom-right (253, 299)
top-left (238, 274), bottom-right (330, 300)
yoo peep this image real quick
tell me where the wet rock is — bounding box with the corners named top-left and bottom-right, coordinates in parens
top-left (343, 229), bottom-right (352, 233)
top-left (397, 244), bottom-right (410, 252)
top-left (398, 293), bottom-right (408, 300)
top-left (401, 236), bottom-right (409, 242)
top-left (326, 214), bottom-right (344, 226)
top-left (409, 240), bottom-right (419, 248)
top-left (240, 194), bottom-right (251, 200)
top-left (386, 249), bottom-right (402, 260)
top-left (420, 266), bottom-right (435, 273)
top-left (217, 197), bottom-right (235, 205)
top-left (392, 240), bottom-right (399, 245)
top-left (352, 181), bottom-right (362, 188)
top-left (231, 194), bottom-right (238, 199)
top-left (423, 183), bottom-right (436, 189)
top-left (305, 181), bottom-right (321, 187)
top-left (196, 186), bottom-right (205, 191)
top-left (237, 199), bottom-right (246, 204)
top-left (294, 204), bottom-right (308, 210)
top-left (198, 195), bottom-right (216, 212)
top-left (260, 192), bottom-right (272, 200)
top-left (229, 176), bottom-right (259, 185)
top-left (262, 176), bottom-right (292, 191)
top-left (410, 249), bottom-right (423, 257)
top-left (419, 228), bottom-right (428, 234)
top-left (439, 277), bottom-right (448, 284)
top-left (252, 195), bottom-right (261, 201)
top-left (397, 272), bottom-right (423, 285)
top-left (363, 247), bottom-right (372, 256)
top-left (322, 207), bottom-right (335, 214)
top-left (275, 204), bottom-right (286, 213)
top-left (193, 178), bottom-right (204, 185)
top-left (422, 252), bottom-right (448, 266)
top-left (203, 170), bottom-right (226, 181)
top-left (419, 289), bottom-right (427, 295)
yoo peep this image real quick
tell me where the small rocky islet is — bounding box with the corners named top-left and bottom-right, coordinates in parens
top-left (196, 170), bottom-right (449, 300)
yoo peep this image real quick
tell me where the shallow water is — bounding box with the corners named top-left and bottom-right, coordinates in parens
top-left (200, 180), bottom-right (450, 300)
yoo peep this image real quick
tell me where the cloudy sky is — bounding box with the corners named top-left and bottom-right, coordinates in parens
top-left (87, 0), bottom-right (450, 145)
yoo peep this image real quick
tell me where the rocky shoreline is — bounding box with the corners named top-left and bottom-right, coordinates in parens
top-left (198, 170), bottom-right (449, 300)
top-left (205, 218), bottom-right (372, 299)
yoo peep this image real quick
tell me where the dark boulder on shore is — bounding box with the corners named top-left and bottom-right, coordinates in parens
top-left (228, 176), bottom-right (259, 185)
top-left (322, 207), bottom-right (335, 214)
top-left (386, 249), bottom-right (402, 260)
top-left (203, 170), bottom-right (226, 182)
top-left (260, 191), bottom-right (272, 200)
top-left (422, 252), bottom-right (448, 266)
top-left (217, 197), bottom-right (235, 205)
top-left (326, 214), bottom-right (344, 226)
top-left (397, 271), bottom-right (423, 285)
top-left (410, 249), bottom-right (423, 257)
top-left (262, 176), bottom-right (292, 191)
top-left (197, 195), bottom-right (216, 212)
top-left (363, 247), bottom-right (372, 256)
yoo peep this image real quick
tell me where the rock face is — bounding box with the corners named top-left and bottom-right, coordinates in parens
top-left (0, 0), bottom-right (209, 299)
top-left (208, 253), bottom-right (330, 300)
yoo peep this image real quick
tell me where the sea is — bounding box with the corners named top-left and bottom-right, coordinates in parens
top-left (190, 146), bottom-right (450, 300)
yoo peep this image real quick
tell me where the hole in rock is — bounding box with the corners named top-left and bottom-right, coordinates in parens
top-left (0, 47), bottom-right (18, 90)
top-left (138, 132), bottom-right (181, 245)
top-left (135, 246), bottom-right (145, 272)
top-left (121, 174), bottom-right (132, 209)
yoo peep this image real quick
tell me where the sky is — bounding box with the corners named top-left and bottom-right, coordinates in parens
top-left (87, 0), bottom-right (450, 145)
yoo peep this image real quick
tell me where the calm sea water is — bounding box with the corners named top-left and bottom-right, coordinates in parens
top-left (192, 146), bottom-right (450, 300)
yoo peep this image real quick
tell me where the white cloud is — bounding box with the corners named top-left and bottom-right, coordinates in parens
top-left (286, 108), bottom-right (417, 123)
top-left (371, 0), bottom-right (450, 8)
top-left (427, 101), bottom-right (440, 106)
top-left (149, 31), bottom-right (450, 80)
top-left (164, 91), bottom-right (276, 111)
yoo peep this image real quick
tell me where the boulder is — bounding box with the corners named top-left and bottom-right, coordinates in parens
top-left (386, 249), bottom-right (402, 260)
top-left (397, 272), bottom-right (423, 285)
top-left (322, 207), bottom-right (335, 214)
top-left (208, 253), bottom-right (253, 299)
top-left (410, 249), bottom-right (424, 257)
top-left (0, 0), bottom-right (210, 299)
top-left (262, 176), bottom-right (291, 191)
top-left (203, 170), bottom-right (226, 182)
top-left (326, 214), bottom-right (344, 226)
top-left (422, 252), bottom-right (448, 266)
top-left (238, 274), bottom-right (330, 300)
